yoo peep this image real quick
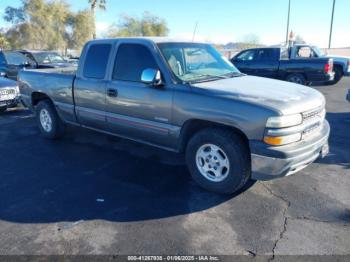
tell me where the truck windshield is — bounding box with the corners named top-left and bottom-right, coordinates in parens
top-left (158, 43), bottom-right (241, 83)
top-left (312, 46), bottom-right (326, 57)
top-left (32, 52), bottom-right (66, 64)
top-left (3, 51), bottom-right (30, 65)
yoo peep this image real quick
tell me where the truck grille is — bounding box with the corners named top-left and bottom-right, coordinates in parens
top-left (302, 106), bottom-right (325, 123)
top-left (0, 89), bottom-right (16, 95)
top-left (302, 106), bottom-right (326, 139)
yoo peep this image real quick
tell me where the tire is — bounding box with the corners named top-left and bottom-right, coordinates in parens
top-left (0, 106), bottom-right (7, 113)
top-left (36, 99), bottom-right (65, 139)
top-left (186, 128), bottom-right (251, 194)
top-left (328, 67), bottom-right (343, 85)
top-left (286, 73), bottom-right (306, 85)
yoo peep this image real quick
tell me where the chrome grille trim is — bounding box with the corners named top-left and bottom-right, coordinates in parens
top-left (302, 106), bottom-right (326, 123)
top-left (0, 89), bottom-right (16, 95)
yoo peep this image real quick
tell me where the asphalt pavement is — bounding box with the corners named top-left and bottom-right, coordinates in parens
top-left (0, 78), bottom-right (349, 258)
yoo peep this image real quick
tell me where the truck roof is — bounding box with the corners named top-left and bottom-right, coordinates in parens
top-left (86, 37), bottom-right (208, 45)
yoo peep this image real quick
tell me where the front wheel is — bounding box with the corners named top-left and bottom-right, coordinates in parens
top-left (36, 100), bottom-right (65, 139)
top-left (186, 128), bottom-right (251, 194)
top-left (286, 74), bottom-right (306, 85)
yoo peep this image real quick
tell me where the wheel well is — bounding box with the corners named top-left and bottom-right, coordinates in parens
top-left (179, 119), bottom-right (249, 153)
top-left (31, 92), bottom-right (52, 106)
top-left (333, 65), bottom-right (343, 75)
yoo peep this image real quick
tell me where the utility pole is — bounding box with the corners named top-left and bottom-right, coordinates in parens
top-left (192, 21), bottom-right (198, 42)
top-left (328, 0), bottom-right (336, 48)
top-left (285, 0), bottom-right (291, 44)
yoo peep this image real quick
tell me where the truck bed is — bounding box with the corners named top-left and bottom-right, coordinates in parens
top-left (19, 68), bottom-right (77, 122)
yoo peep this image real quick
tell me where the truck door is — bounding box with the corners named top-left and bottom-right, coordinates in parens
top-left (105, 42), bottom-right (173, 148)
top-left (74, 43), bottom-right (112, 130)
top-left (250, 48), bottom-right (279, 78)
top-left (231, 49), bottom-right (256, 75)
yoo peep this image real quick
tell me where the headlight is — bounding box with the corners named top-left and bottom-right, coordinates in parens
top-left (0, 72), bottom-right (5, 77)
top-left (266, 114), bottom-right (303, 128)
top-left (264, 133), bottom-right (302, 146)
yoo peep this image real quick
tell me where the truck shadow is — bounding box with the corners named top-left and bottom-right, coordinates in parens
top-left (315, 112), bottom-right (350, 169)
top-left (0, 119), bottom-right (255, 224)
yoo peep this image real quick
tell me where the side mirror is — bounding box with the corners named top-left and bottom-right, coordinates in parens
top-left (141, 68), bottom-right (163, 86)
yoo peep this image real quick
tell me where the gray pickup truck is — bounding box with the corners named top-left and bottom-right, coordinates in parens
top-left (19, 38), bottom-right (330, 194)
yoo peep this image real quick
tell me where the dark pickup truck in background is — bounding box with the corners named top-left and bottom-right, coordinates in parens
top-left (0, 50), bottom-right (36, 80)
top-left (0, 50), bottom-right (74, 81)
top-left (231, 46), bottom-right (334, 85)
top-left (18, 50), bottom-right (73, 69)
top-left (290, 44), bottom-right (350, 84)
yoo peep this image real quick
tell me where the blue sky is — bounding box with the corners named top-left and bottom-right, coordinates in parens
top-left (0, 0), bottom-right (349, 47)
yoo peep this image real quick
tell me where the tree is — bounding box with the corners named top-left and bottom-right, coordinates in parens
top-left (67, 10), bottom-right (95, 51)
top-left (3, 0), bottom-right (94, 52)
top-left (3, 0), bottom-right (70, 51)
top-left (0, 33), bottom-right (10, 49)
top-left (295, 35), bottom-right (306, 44)
top-left (88, 0), bottom-right (106, 39)
top-left (107, 12), bottom-right (169, 37)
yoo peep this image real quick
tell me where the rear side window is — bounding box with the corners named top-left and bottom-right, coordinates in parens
top-left (113, 44), bottom-right (157, 82)
top-left (83, 44), bottom-right (111, 79)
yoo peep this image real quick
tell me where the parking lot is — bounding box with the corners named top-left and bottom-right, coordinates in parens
top-left (0, 78), bottom-right (349, 257)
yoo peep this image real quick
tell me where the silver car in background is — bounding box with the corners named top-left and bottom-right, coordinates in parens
top-left (0, 77), bottom-right (20, 113)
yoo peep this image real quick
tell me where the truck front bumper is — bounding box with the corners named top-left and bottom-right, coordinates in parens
top-left (0, 96), bottom-right (21, 108)
top-left (250, 120), bottom-right (330, 180)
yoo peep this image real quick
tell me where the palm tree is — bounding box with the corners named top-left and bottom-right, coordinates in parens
top-left (88, 0), bottom-right (106, 39)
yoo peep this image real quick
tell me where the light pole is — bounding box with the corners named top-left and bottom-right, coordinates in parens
top-left (285, 0), bottom-right (291, 44)
top-left (192, 21), bottom-right (198, 42)
top-left (328, 0), bottom-right (336, 48)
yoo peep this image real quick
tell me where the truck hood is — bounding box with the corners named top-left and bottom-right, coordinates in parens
top-left (0, 77), bottom-right (18, 88)
top-left (192, 75), bottom-right (325, 115)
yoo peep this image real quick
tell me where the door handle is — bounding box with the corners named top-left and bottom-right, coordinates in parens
top-left (107, 88), bottom-right (118, 97)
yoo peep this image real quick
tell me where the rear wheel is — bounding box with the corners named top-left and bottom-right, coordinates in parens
top-left (36, 100), bottom-right (65, 139)
top-left (0, 106), bottom-right (7, 113)
top-left (286, 73), bottom-right (306, 85)
top-left (186, 128), bottom-right (251, 194)
top-left (328, 67), bottom-right (343, 85)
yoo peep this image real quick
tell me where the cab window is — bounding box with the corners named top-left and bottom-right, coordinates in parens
top-left (296, 46), bottom-right (315, 58)
top-left (113, 43), bottom-right (158, 82)
top-left (83, 44), bottom-right (112, 79)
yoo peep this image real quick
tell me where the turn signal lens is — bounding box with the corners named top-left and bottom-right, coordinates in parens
top-left (264, 133), bottom-right (302, 146)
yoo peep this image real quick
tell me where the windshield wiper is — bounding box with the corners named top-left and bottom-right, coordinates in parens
top-left (196, 74), bottom-right (229, 80)
top-left (222, 72), bottom-right (245, 78)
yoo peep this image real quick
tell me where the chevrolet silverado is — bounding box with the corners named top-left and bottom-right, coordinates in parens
top-left (19, 38), bottom-right (330, 194)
